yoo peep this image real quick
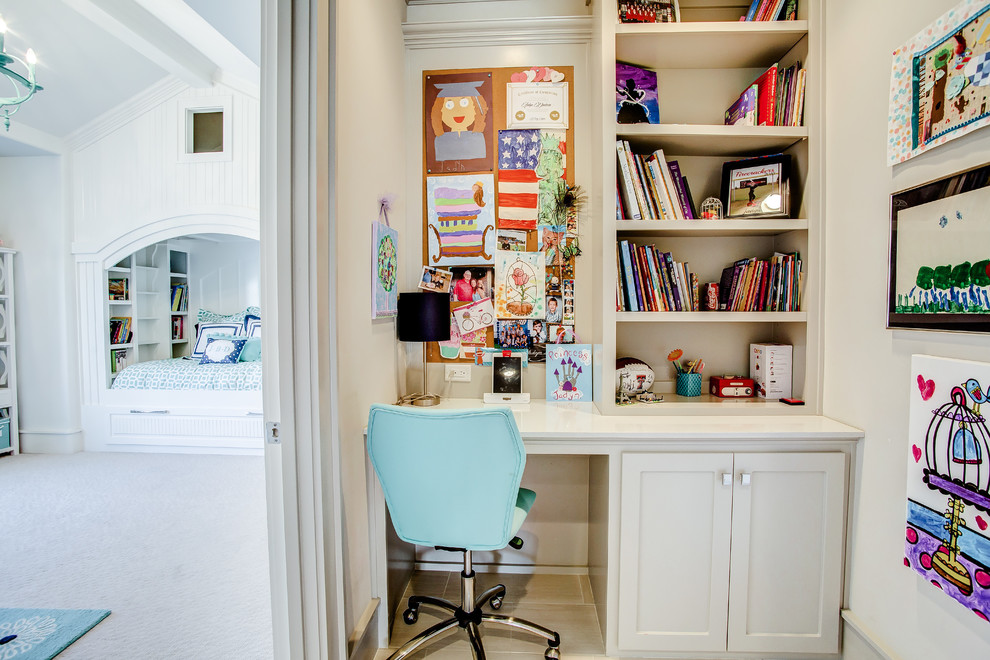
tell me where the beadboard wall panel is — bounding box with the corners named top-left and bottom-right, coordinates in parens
top-left (71, 83), bottom-right (260, 256)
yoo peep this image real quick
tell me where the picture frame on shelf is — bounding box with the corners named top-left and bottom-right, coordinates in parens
top-left (720, 153), bottom-right (791, 219)
top-left (887, 162), bottom-right (990, 333)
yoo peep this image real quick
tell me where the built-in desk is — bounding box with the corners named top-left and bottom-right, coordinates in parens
top-left (368, 400), bottom-right (864, 658)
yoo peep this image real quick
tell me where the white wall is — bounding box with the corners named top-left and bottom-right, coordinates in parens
top-left (180, 235), bottom-right (261, 318)
top-left (0, 156), bottom-right (82, 452)
top-left (335, 0), bottom-right (409, 638)
top-left (825, 1), bottom-right (990, 657)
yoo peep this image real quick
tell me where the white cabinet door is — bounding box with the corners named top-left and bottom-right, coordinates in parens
top-left (618, 452), bottom-right (733, 652)
top-left (727, 452), bottom-right (846, 654)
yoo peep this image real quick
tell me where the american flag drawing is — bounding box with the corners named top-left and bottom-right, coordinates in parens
top-left (498, 129), bottom-right (541, 230)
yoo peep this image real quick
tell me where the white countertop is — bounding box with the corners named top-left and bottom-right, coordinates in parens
top-left (429, 398), bottom-right (864, 441)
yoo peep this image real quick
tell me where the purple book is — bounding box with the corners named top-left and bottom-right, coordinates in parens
top-left (725, 85), bottom-right (757, 126)
top-left (666, 161), bottom-right (694, 219)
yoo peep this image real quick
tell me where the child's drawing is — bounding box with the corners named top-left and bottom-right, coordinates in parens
top-left (426, 72), bottom-right (493, 173)
top-left (426, 175), bottom-right (496, 266)
top-left (495, 251), bottom-right (545, 320)
top-left (906, 355), bottom-right (990, 622)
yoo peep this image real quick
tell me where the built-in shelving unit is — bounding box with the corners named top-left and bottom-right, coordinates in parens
top-left (0, 249), bottom-right (19, 455)
top-left (169, 249), bottom-right (190, 359)
top-left (104, 243), bottom-right (192, 386)
top-left (598, 0), bottom-right (822, 415)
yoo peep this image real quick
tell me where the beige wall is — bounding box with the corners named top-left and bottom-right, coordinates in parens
top-left (824, 1), bottom-right (990, 657)
top-left (334, 0), bottom-right (408, 637)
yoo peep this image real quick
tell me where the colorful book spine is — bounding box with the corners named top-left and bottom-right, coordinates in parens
top-left (615, 141), bottom-right (641, 220)
top-left (725, 85), bottom-right (757, 126)
top-left (619, 241), bottom-right (638, 311)
top-left (653, 149), bottom-right (684, 220)
top-left (666, 161), bottom-right (694, 219)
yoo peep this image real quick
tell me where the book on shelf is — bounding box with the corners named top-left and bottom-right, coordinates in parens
top-left (729, 63), bottom-right (806, 127)
top-left (616, 241), bottom-right (699, 313)
top-left (725, 85), bottom-right (758, 127)
top-left (618, 1), bottom-right (679, 24)
top-left (171, 315), bottom-right (184, 340)
top-left (109, 316), bottom-right (133, 345)
top-left (616, 142), bottom-right (696, 221)
top-left (717, 252), bottom-right (803, 312)
top-left (741, 0), bottom-right (797, 21)
top-left (110, 348), bottom-right (130, 375)
top-left (107, 278), bottom-right (129, 301)
top-left (170, 283), bottom-right (189, 312)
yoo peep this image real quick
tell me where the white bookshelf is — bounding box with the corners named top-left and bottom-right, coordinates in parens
top-left (0, 249), bottom-right (18, 454)
top-left (598, 0), bottom-right (822, 415)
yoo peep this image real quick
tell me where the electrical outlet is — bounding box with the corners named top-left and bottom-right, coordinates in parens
top-left (445, 364), bottom-right (471, 382)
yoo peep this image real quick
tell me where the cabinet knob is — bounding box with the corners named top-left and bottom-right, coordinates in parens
top-left (722, 473), bottom-right (732, 487)
top-left (740, 472), bottom-right (752, 486)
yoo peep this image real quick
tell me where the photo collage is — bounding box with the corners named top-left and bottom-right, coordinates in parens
top-left (422, 66), bottom-right (578, 364)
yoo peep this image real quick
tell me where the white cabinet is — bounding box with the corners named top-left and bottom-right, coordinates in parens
top-left (618, 451), bottom-right (845, 655)
top-left (0, 248), bottom-right (18, 454)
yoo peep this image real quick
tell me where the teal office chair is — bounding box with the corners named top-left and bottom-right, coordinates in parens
top-left (367, 404), bottom-right (561, 659)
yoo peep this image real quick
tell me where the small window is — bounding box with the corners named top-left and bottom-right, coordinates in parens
top-left (192, 111), bottom-right (224, 153)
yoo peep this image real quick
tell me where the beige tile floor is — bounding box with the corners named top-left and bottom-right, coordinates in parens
top-left (374, 571), bottom-right (608, 659)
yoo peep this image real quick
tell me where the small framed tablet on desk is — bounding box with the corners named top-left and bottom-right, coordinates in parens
top-left (484, 355), bottom-right (530, 404)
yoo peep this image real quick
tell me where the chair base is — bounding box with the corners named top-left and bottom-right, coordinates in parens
top-left (389, 555), bottom-right (560, 660)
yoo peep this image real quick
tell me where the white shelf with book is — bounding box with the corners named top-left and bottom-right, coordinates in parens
top-left (169, 249), bottom-right (190, 359)
top-left (596, 0), bottom-right (822, 415)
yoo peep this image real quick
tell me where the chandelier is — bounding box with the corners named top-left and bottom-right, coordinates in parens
top-left (0, 14), bottom-right (41, 131)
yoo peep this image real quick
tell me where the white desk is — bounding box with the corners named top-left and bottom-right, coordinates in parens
top-left (369, 400), bottom-right (864, 658)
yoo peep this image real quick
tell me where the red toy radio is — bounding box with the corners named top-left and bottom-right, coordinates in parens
top-left (710, 375), bottom-right (755, 398)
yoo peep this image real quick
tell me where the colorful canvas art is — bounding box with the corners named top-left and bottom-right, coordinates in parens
top-left (889, 0), bottom-right (990, 165)
top-left (426, 174), bottom-right (496, 266)
top-left (425, 72), bottom-right (494, 173)
top-left (906, 355), bottom-right (990, 622)
top-left (372, 221), bottom-right (397, 319)
top-left (546, 344), bottom-right (592, 402)
top-left (616, 62), bottom-right (660, 124)
top-left (495, 251), bottom-right (546, 320)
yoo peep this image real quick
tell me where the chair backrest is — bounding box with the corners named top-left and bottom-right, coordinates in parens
top-left (367, 404), bottom-right (525, 551)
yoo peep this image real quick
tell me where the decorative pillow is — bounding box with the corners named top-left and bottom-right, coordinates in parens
top-left (200, 336), bottom-right (248, 365)
top-left (199, 308), bottom-right (245, 325)
top-left (239, 337), bottom-right (262, 362)
top-left (192, 323), bottom-right (243, 358)
top-left (245, 306), bottom-right (261, 318)
top-left (245, 316), bottom-right (262, 338)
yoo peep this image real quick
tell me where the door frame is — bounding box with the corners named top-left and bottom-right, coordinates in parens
top-left (261, 0), bottom-right (344, 658)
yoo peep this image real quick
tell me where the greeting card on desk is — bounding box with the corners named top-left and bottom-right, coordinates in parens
top-left (546, 344), bottom-right (592, 402)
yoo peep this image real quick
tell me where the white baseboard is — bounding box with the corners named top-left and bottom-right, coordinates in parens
top-left (19, 429), bottom-right (84, 454)
top-left (348, 597), bottom-right (381, 660)
top-left (841, 610), bottom-right (900, 660)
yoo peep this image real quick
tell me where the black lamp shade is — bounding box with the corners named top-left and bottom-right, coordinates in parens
top-left (397, 291), bottom-right (450, 342)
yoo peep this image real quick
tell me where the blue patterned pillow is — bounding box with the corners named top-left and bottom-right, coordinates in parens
top-left (192, 322), bottom-right (243, 358)
top-left (198, 308), bottom-right (244, 324)
top-left (200, 336), bottom-right (248, 364)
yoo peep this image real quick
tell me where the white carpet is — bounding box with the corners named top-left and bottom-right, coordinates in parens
top-left (0, 452), bottom-right (273, 659)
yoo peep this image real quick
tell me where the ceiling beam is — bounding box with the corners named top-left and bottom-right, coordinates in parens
top-left (62, 0), bottom-right (217, 88)
top-left (1, 122), bottom-right (65, 156)
top-left (134, 0), bottom-right (259, 95)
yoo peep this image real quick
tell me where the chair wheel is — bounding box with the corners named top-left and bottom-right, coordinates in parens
top-left (402, 608), bottom-right (418, 625)
top-left (544, 646), bottom-right (560, 660)
top-left (509, 536), bottom-right (524, 550)
top-left (489, 595), bottom-right (503, 610)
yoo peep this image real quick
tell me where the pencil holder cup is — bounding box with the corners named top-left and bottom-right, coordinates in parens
top-left (676, 373), bottom-right (702, 397)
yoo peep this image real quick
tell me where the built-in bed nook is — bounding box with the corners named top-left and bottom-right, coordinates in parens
top-left (78, 228), bottom-right (263, 454)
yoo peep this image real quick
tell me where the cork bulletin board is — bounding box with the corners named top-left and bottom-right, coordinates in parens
top-left (420, 65), bottom-right (577, 364)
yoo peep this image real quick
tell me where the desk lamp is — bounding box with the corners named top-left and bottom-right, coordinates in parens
top-left (396, 291), bottom-right (449, 406)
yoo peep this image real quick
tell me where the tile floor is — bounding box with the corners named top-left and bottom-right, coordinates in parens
top-left (375, 571), bottom-right (607, 659)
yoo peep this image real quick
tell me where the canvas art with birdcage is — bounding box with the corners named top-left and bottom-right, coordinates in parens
top-left (906, 354), bottom-right (990, 622)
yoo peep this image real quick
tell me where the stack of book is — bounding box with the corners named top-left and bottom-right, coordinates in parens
top-left (618, 1), bottom-right (678, 23)
top-left (170, 283), bottom-right (189, 312)
top-left (616, 141), bottom-right (697, 221)
top-left (110, 348), bottom-right (130, 375)
top-left (108, 278), bottom-right (129, 301)
top-left (741, 0), bottom-right (797, 21)
top-left (172, 316), bottom-right (185, 341)
top-left (109, 316), bottom-right (133, 345)
top-left (717, 252), bottom-right (803, 312)
top-left (725, 63), bottom-right (806, 127)
top-left (616, 240), bottom-right (699, 312)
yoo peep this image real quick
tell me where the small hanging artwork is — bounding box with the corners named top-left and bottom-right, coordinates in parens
top-left (495, 251), bottom-right (545, 320)
top-left (889, 0), bottom-right (990, 165)
top-left (906, 354), bottom-right (990, 622)
top-left (371, 220), bottom-right (397, 319)
top-left (536, 130), bottom-right (567, 229)
top-left (497, 129), bottom-right (541, 230)
top-left (546, 344), bottom-right (592, 402)
top-left (426, 174), bottom-right (496, 267)
top-left (425, 72), bottom-right (494, 173)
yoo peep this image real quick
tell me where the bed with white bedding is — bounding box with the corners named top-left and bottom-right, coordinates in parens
top-left (111, 358), bottom-right (263, 391)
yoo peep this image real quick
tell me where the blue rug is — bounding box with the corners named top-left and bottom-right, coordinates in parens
top-left (0, 609), bottom-right (110, 659)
